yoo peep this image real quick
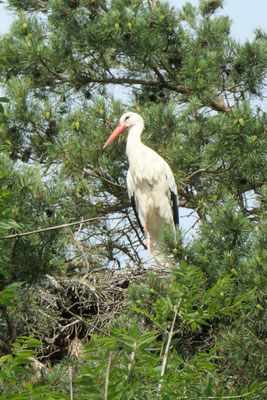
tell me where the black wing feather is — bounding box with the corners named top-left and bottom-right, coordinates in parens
top-left (170, 190), bottom-right (179, 226)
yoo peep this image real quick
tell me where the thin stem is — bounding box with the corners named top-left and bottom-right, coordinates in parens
top-left (126, 342), bottom-right (137, 381)
top-left (104, 353), bottom-right (112, 400)
top-left (0, 216), bottom-right (122, 240)
top-left (158, 297), bottom-right (182, 392)
top-left (69, 366), bottom-right (73, 400)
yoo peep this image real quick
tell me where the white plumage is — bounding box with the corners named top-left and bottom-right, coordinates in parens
top-left (103, 112), bottom-right (179, 267)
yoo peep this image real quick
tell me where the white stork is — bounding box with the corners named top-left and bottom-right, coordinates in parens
top-left (103, 112), bottom-right (179, 267)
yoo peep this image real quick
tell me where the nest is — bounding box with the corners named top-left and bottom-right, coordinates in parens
top-left (15, 265), bottom-right (166, 361)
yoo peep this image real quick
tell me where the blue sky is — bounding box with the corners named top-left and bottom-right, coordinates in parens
top-left (0, 0), bottom-right (266, 39)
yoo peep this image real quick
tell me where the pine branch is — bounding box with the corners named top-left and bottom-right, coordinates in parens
top-left (185, 165), bottom-right (225, 181)
top-left (68, 74), bottom-right (230, 113)
top-left (39, 55), bottom-right (231, 113)
top-left (209, 97), bottom-right (230, 113)
top-left (62, 153), bottom-right (127, 189)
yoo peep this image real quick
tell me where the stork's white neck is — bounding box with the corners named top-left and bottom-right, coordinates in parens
top-left (126, 121), bottom-right (144, 161)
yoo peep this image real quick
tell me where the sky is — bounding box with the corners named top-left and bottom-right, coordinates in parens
top-left (0, 0), bottom-right (266, 244)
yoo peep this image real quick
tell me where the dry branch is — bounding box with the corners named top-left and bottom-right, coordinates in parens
top-left (105, 354), bottom-right (112, 400)
top-left (126, 342), bottom-right (137, 381)
top-left (69, 366), bottom-right (73, 400)
top-left (0, 216), bottom-right (121, 240)
top-left (158, 297), bottom-right (182, 392)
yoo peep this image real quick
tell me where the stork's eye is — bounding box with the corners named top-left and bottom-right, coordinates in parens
top-left (125, 116), bottom-right (130, 121)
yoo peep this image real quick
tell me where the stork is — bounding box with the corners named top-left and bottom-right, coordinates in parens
top-left (103, 112), bottom-right (179, 267)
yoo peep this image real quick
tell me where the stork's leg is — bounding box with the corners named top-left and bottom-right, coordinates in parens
top-left (144, 225), bottom-right (153, 268)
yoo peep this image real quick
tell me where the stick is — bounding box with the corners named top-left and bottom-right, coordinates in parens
top-left (126, 342), bottom-right (137, 381)
top-left (158, 298), bottom-right (182, 392)
top-left (0, 216), bottom-right (121, 240)
top-left (69, 366), bottom-right (73, 400)
top-left (59, 302), bottom-right (128, 346)
top-left (104, 353), bottom-right (112, 400)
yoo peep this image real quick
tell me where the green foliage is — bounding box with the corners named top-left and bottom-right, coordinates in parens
top-left (0, 0), bottom-right (266, 398)
top-left (199, 0), bottom-right (224, 16)
top-left (0, 282), bottom-right (24, 307)
top-left (187, 195), bottom-right (267, 389)
top-left (0, 155), bottom-right (71, 282)
top-left (0, 54), bottom-right (10, 113)
top-left (0, 335), bottom-right (68, 399)
top-left (75, 263), bottom-right (264, 399)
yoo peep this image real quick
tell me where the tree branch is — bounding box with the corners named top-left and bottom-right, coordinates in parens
top-left (0, 216), bottom-right (121, 240)
top-left (125, 213), bottom-right (146, 250)
top-left (73, 74), bottom-right (230, 113)
top-left (209, 97), bottom-right (230, 113)
top-left (62, 153), bottom-right (127, 189)
top-left (186, 166), bottom-right (212, 180)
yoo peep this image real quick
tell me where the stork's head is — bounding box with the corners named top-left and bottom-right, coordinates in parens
top-left (119, 112), bottom-right (144, 128)
top-left (103, 112), bottom-right (144, 149)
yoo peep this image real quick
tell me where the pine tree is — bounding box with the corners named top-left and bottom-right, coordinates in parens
top-left (0, 0), bottom-right (266, 398)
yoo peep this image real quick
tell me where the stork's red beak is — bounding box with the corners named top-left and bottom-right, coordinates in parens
top-left (103, 123), bottom-right (127, 149)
